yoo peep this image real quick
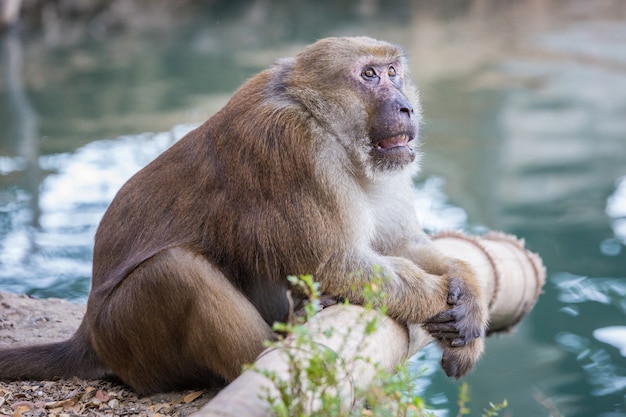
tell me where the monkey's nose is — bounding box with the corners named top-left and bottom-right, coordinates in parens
top-left (394, 98), bottom-right (414, 119)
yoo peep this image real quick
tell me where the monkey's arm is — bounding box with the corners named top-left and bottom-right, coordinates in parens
top-left (316, 244), bottom-right (488, 378)
top-left (316, 247), bottom-right (477, 329)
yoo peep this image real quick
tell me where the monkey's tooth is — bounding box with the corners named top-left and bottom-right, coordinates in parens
top-left (377, 134), bottom-right (410, 149)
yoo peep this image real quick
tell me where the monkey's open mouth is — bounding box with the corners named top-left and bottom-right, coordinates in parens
top-left (375, 134), bottom-right (413, 151)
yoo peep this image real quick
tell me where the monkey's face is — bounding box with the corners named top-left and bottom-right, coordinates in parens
top-left (285, 37), bottom-right (422, 178)
top-left (353, 58), bottom-right (420, 173)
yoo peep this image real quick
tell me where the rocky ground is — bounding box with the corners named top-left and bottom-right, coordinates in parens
top-left (0, 292), bottom-right (214, 417)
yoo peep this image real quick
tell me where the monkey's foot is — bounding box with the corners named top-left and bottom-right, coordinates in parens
top-left (439, 337), bottom-right (484, 379)
top-left (293, 294), bottom-right (340, 318)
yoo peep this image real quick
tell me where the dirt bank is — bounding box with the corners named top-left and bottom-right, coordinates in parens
top-left (0, 292), bottom-right (213, 417)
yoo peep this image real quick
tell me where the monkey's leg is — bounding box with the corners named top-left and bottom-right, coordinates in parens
top-left (87, 247), bottom-right (274, 395)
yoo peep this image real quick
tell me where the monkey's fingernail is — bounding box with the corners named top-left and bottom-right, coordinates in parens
top-left (451, 338), bottom-right (466, 347)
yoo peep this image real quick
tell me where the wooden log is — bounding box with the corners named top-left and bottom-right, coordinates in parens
top-left (193, 232), bottom-right (545, 417)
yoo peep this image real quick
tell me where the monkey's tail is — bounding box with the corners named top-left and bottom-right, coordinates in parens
top-left (0, 321), bottom-right (111, 382)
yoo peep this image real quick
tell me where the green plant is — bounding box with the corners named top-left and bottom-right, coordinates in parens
top-left (249, 274), bottom-right (507, 417)
top-left (248, 274), bottom-right (430, 416)
top-left (456, 382), bottom-right (508, 417)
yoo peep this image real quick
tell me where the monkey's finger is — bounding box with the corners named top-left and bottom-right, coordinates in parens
top-left (457, 323), bottom-right (485, 341)
top-left (423, 321), bottom-right (458, 333)
top-left (425, 309), bottom-right (456, 323)
top-left (425, 330), bottom-right (460, 342)
top-left (319, 294), bottom-right (340, 308)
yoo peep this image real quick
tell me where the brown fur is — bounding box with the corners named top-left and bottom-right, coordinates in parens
top-left (0, 37), bottom-right (487, 395)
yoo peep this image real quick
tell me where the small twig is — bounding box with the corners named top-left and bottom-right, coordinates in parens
top-left (533, 390), bottom-right (562, 417)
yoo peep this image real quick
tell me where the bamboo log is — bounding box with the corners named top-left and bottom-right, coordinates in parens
top-left (193, 232), bottom-right (545, 417)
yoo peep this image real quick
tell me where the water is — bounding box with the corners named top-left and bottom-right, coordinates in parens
top-left (1, 2), bottom-right (625, 416)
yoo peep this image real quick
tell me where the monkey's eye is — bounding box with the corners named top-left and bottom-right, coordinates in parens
top-left (388, 66), bottom-right (397, 77)
top-left (362, 67), bottom-right (378, 80)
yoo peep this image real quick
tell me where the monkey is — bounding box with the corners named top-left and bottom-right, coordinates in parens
top-left (0, 36), bottom-right (488, 395)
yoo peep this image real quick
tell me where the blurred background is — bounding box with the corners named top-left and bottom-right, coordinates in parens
top-left (1, 0), bottom-right (625, 416)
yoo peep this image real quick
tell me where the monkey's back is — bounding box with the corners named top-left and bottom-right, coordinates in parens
top-left (88, 66), bottom-right (347, 322)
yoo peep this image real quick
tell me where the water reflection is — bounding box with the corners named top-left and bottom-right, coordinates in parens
top-left (552, 272), bottom-right (626, 405)
top-left (595, 327), bottom-right (626, 358)
top-left (607, 176), bottom-right (626, 249)
top-left (553, 273), bottom-right (626, 308)
top-left (556, 330), bottom-right (626, 397)
top-left (0, 124), bottom-right (194, 300)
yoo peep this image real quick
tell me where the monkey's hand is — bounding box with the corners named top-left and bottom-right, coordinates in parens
top-left (423, 271), bottom-right (488, 378)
